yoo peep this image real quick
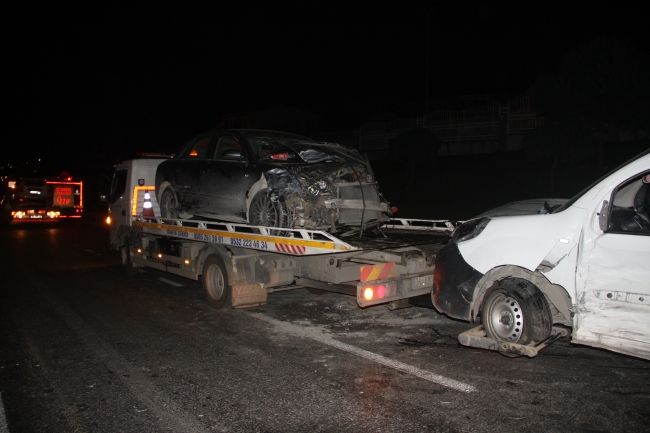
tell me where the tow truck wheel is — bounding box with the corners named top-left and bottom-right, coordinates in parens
top-left (202, 255), bottom-right (229, 309)
top-left (121, 239), bottom-right (138, 277)
top-left (159, 187), bottom-right (178, 219)
top-left (481, 279), bottom-right (552, 346)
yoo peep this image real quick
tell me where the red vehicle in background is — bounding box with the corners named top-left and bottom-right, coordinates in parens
top-left (4, 172), bottom-right (83, 222)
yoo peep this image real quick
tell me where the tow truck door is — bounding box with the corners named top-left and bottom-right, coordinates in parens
top-left (575, 170), bottom-right (650, 359)
top-left (108, 166), bottom-right (129, 247)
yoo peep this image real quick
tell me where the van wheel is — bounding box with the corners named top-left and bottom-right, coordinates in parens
top-left (202, 254), bottom-right (229, 309)
top-left (159, 187), bottom-right (178, 219)
top-left (482, 279), bottom-right (552, 346)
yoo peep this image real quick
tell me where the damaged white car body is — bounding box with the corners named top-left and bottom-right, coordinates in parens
top-left (432, 149), bottom-right (650, 359)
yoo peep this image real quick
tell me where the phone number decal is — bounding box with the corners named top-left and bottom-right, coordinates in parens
top-left (193, 233), bottom-right (224, 243)
top-left (230, 238), bottom-right (268, 249)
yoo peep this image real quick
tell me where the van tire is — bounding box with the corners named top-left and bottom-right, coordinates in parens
top-left (481, 279), bottom-right (552, 346)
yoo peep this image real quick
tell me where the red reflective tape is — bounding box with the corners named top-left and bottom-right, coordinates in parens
top-left (378, 262), bottom-right (396, 279)
top-left (360, 262), bottom-right (396, 282)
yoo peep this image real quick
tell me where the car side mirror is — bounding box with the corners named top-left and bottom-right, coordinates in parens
top-left (598, 200), bottom-right (609, 231)
top-left (222, 149), bottom-right (245, 160)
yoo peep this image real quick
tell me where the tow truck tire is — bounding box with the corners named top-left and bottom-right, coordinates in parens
top-left (202, 255), bottom-right (229, 309)
top-left (121, 239), bottom-right (138, 277)
top-left (249, 190), bottom-right (288, 234)
top-left (159, 186), bottom-right (179, 219)
top-left (481, 279), bottom-right (552, 346)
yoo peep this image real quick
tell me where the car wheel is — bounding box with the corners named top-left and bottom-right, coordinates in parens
top-left (159, 187), bottom-right (178, 219)
top-left (481, 279), bottom-right (552, 346)
top-left (249, 190), bottom-right (288, 231)
top-left (202, 254), bottom-right (229, 309)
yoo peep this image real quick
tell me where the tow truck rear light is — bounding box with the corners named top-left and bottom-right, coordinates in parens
top-left (361, 281), bottom-right (397, 301)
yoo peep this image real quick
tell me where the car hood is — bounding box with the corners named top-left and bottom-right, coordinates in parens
top-left (473, 198), bottom-right (569, 219)
top-left (267, 142), bottom-right (368, 166)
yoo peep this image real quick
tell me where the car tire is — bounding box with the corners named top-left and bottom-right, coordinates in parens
top-left (249, 190), bottom-right (288, 232)
top-left (159, 186), bottom-right (179, 219)
top-left (481, 279), bottom-right (552, 346)
top-left (202, 254), bottom-right (229, 309)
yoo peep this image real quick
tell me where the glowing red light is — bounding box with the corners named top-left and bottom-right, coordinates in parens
top-left (270, 153), bottom-right (289, 160)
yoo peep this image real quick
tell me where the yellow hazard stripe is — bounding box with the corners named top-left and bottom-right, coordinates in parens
top-left (134, 221), bottom-right (345, 250)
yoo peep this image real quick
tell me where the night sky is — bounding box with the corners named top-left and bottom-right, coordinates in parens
top-left (5, 2), bottom-right (648, 171)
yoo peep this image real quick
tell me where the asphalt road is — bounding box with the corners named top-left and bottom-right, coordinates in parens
top-left (1, 222), bottom-right (649, 433)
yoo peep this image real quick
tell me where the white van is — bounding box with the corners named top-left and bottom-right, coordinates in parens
top-left (432, 149), bottom-right (650, 359)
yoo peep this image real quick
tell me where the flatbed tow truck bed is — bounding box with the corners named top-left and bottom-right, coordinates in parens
top-left (122, 215), bottom-right (456, 309)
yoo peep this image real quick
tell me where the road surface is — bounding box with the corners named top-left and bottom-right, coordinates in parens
top-left (1, 222), bottom-right (648, 432)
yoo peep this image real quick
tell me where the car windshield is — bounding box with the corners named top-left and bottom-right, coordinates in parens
top-left (240, 131), bottom-right (315, 160)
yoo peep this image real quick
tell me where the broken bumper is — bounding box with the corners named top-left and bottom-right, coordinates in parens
top-left (431, 242), bottom-right (484, 321)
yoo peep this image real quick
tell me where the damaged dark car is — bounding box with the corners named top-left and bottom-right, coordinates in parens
top-left (155, 130), bottom-right (392, 232)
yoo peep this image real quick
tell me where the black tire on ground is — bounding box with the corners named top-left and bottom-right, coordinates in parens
top-left (481, 278), bottom-right (552, 346)
top-left (159, 186), bottom-right (178, 219)
top-left (121, 238), bottom-right (138, 277)
top-left (202, 254), bottom-right (230, 309)
top-left (249, 190), bottom-right (288, 233)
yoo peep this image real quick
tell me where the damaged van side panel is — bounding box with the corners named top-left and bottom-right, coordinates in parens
top-left (575, 220), bottom-right (650, 359)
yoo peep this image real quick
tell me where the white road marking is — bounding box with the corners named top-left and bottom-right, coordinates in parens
top-left (85, 249), bottom-right (94, 253)
top-left (248, 313), bottom-right (478, 393)
top-left (28, 275), bottom-right (214, 433)
top-left (159, 277), bottom-right (184, 287)
top-left (0, 392), bottom-right (8, 433)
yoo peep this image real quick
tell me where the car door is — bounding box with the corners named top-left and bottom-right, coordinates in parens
top-left (575, 170), bottom-right (650, 359)
top-left (174, 133), bottom-right (213, 210)
top-left (197, 134), bottom-right (257, 221)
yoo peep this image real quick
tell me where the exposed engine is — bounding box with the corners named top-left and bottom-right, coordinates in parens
top-left (264, 162), bottom-right (390, 231)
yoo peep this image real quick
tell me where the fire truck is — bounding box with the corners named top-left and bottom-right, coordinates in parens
top-left (5, 172), bottom-right (83, 222)
top-left (108, 158), bottom-right (456, 310)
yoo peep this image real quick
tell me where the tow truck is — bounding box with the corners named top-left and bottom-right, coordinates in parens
top-left (108, 158), bottom-right (457, 309)
top-left (5, 172), bottom-right (83, 223)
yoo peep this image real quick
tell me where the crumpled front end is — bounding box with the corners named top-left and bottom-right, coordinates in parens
top-left (432, 241), bottom-right (484, 321)
top-left (264, 163), bottom-right (391, 231)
